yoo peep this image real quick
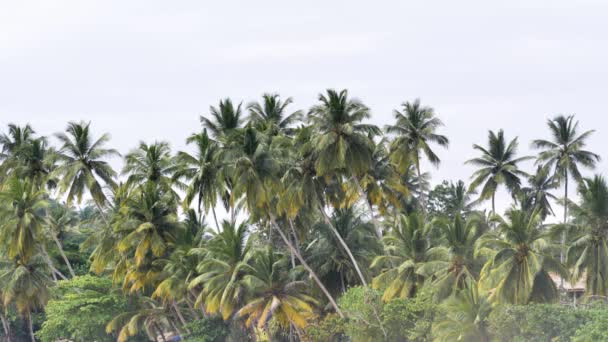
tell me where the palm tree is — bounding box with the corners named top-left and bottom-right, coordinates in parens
top-left (54, 122), bottom-right (119, 219)
top-left (247, 93), bottom-right (302, 136)
top-left (189, 220), bottom-right (251, 320)
top-left (106, 296), bottom-right (173, 342)
top-left (201, 98), bottom-right (244, 141)
top-left (0, 177), bottom-right (48, 262)
top-left (566, 175), bottom-right (608, 296)
top-left (467, 129), bottom-right (531, 216)
top-left (0, 255), bottom-right (52, 342)
top-left (421, 215), bottom-right (483, 300)
top-left (385, 99), bottom-right (449, 206)
top-left (371, 213), bottom-right (438, 301)
top-left (45, 202), bottom-right (79, 277)
top-left (521, 165), bottom-right (559, 221)
top-left (0, 123), bottom-right (35, 162)
top-left (432, 284), bottom-right (492, 342)
top-left (532, 115), bottom-right (600, 279)
top-left (174, 130), bottom-right (224, 230)
top-left (308, 207), bottom-right (382, 294)
top-left (122, 141), bottom-right (178, 190)
top-left (238, 247), bottom-right (317, 331)
top-left (477, 209), bottom-right (566, 304)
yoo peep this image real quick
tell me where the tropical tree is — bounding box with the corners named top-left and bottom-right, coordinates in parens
top-left (247, 93), bottom-right (302, 136)
top-left (45, 202), bottom-right (79, 277)
top-left (520, 165), bottom-right (559, 221)
top-left (122, 141), bottom-right (178, 191)
top-left (54, 122), bottom-right (119, 218)
top-left (238, 247), bottom-right (317, 331)
top-left (477, 209), bottom-right (566, 304)
top-left (201, 98), bottom-right (244, 141)
top-left (467, 130), bottom-right (531, 215)
top-left (0, 255), bottom-right (52, 342)
top-left (385, 99), bottom-right (449, 206)
top-left (372, 213), bottom-right (438, 301)
top-left (432, 284), bottom-right (492, 342)
top-left (0, 124), bottom-right (35, 163)
top-left (188, 220), bottom-right (251, 320)
top-left (566, 175), bottom-right (608, 296)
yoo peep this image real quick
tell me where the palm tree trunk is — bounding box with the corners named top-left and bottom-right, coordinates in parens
top-left (93, 198), bottom-right (110, 227)
top-left (416, 163), bottom-right (426, 211)
top-left (266, 211), bottom-right (344, 318)
top-left (172, 301), bottom-right (191, 334)
top-left (27, 310), bottom-right (35, 342)
top-left (1, 312), bottom-right (11, 342)
top-left (352, 174), bottom-right (382, 239)
top-left (51, 234), bottom-right (75, 277)
top-left (288, 219), bottom-right (300, 267)
top-left (154, 322), bottom-right (167, 342)
top-left (212, 206), bottom-right (220, 232)
top-left (560, 169), bottom-right (569, 289)
top-left (40, 245), bottom-right (68, 281)
top-left (185, 296), bottom-right (200, 320)
top-left (318, 204), bottom-right (369, 287)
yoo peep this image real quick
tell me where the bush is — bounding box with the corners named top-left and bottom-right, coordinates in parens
top-left (572, 308), bottom-right (608, 342)
top-left (383, 290), bottom-right (436, 341)
top-left (304, 314), bottom-right (347, 342)
top-left (488, 304), bottom-right (593, 342)
top-left (183, 316), bottom-right (230, 342)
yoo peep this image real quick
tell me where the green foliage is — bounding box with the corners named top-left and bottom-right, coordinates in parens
top-left (572, 308), bottom-right (608, 342)
top-left (488, 304), bottom-right (594, 342)
top-left (304, 314), bottom-right (347, 342)
top-left (182, 316), bottom-right (229, 342)
top-left (338, 286), bottom-right (385, 340)
top-left (37, 275), bottom-right (130, 342)
top-left (382, 289), bottom-right (436, 341)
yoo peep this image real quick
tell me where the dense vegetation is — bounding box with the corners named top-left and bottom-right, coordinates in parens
top-left (0, 90), bottom-right (607, 341)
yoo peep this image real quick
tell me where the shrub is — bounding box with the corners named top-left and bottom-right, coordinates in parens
top-left (183, 316), bottom-right (229, 342)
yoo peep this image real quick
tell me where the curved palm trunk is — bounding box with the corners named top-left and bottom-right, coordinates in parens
top-left (93, 199), bottom-right (110, 227)
top-left (416, 163), bottom-right (426, 211)
top-left (318, 204), bottom-right (369, 287)
top-left (560, 169), bottom-right (569, 289)
top-left (26, 310), bottom-right (35, 342)
top-left (51, 234), bottom-right (75, 277)
top-left (1, 312), bottom-right (11, 342)
top-left (172, 301), bottom-right (191, 334)
top-left (154, 322), bottom-right (167, 342)
top-left (211, 206), bottom-right (220, 232)
top-left (40, 245), bottom-right (68, 281)
top-left (266, 212), bottom-right (344, 318)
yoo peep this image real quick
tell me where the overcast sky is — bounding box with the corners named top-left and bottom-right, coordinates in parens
top-left (1, 0), bottom-right (607, 217)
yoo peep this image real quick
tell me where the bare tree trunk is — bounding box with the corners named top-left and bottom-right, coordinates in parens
top-left (40, 245), bottom-right (68, 281)
top-left (560, 169), bottom-right (568, 289)
top-left (212, 206), bottom-right (220, 232)
top-left (318, 203), bottom-right (369, 287)
top-left (27, 310), bottom-right (35, 342)
top-left (1, 312), bottom-right (11, 342)
top-left (266, 212), bottom-right (344, 318)
top-left (154, 322), bottom-right (167, 342)
top-left (352, 174), bottom-right (382, 239)
top-left (172, 301), bottom-right (191, 334)
top-left (51, 234), bottom-right (75, 277)
top-left (416, 163), bottom-right (426, 211)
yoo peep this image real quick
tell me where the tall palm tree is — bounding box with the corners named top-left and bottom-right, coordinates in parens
top-left (566, 175), bottom-right (608, 297)
top-left (467, 129), bottom-right (531, 216)
top-left (174, 130), bottom-right (224, 230)
top-left (532, 115), bottom-right (600, 277)
top-left (238, 247), bottom-right (317, 331)
top-left (385, 99), bottom-right (449, 206)
top-left (122, 141), bottom-right (177, 190)
top-left (201, 98), bottom-right (244, 141)
top-left (532, 115), bottom-right (600, 224)
top-left (521, 165), bottom-right (559, 221)
top-left (189, 220), bottom-right (251, 320)
top-left (477, 209), bottom-right (566, 304)
top-left (371, 213), bottom-right (438, 301)
top-left (0, 255), bottom-right (52, 342)
top-left (247, 93), bottom-right (302, 136)
top-left (0, 123), bottom-right (35, 162)
top-left (54, 122), bottom-right (119, 218)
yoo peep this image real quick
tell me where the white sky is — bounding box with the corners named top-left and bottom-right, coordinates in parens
top-left (1, 0), bottom-right (607, 218)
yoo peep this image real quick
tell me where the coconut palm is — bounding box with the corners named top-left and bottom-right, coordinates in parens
top-left (188, 220), bottom-right (251, 319)
top-left (385, 99), bottom-right (449, 206)
top-left (371, 213), bottom-right (438, 301)
top-left (201, 98), bottom-right (244, 141)
top-left (0, 124), bottom-right (35, 162)
top-left (174, 130), bottom-right (224, 230)
top-left (106, 296), bottom-right (172, 342)
top-left (247, 93), bottom-right (302, 136)
top-left (308, 207), bottom-right (382, 294)
top-left (566, 175), bottom-right (608, 296)
top-left (477, 209), bottom-right (566, 304)
top-left (54, 122), bottom-right (119, 216)
top-left (0, 255), bottom-right (52, 342)
top-left (0, 177), bottom-right (48, 262)
top-left (521, 165), bottom-right (559, 221)
top-left (238, 247), bottom-right (317, 330)
top-left (467, 130), bottom-right (531, 216)
top-left (122, 141), bottom-right (178, 191)
top-left (432, 284), bottom-right (492, 342)
top-left (45, 202), bottom-right (79, 277)
top-left (420, 215), bottom-right (483, 300)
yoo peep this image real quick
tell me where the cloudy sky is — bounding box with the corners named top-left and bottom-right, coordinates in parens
top-left (1, 0), bottom-right (607, 216)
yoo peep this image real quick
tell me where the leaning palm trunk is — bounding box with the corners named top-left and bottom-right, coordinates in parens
top-left (1, 312), bottom-right (11, 342)
top-left (318, 204), bottom-right (369, 287)
top-left (51, 234), bottom-right (76, 277)
top-left (26, 310), bottom-right (35, 342)
top-left (40, 245), bottom-right (68, 281)
top-left (266, 211), bottom-right (345, 318)
top-left (172, 301), bottom-right (191, 334)
top-left (560, 169), bottom-right (569, 289)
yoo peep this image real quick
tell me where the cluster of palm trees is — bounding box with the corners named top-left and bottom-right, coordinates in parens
top-left (0, 89), bottom-right (606, 342)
